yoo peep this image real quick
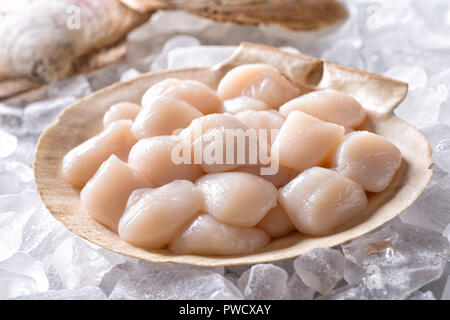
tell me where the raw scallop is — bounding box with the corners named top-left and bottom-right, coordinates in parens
top-left (271, 111), bottom-right (345, 172)
top-left (118, 180), bottom-right (203, 249)
top-left (141, 78), bottom-right (221, 114)
top-left (196, 172), bottom-right (278, 227)
top-left (235, 110), bottom-right (285, 145)
top-left (80, 155), bottom-right (149, 232)
top-left (256, 204), bottom-right (296, 238)
top-left (279, 89), bottom-right (367, 128)
top-left (236, 165), bottom-right (297, 188)
top-left (132, 95), bottom-right (203, 139)
top-left (62, 120), bottom-right (137, 186)
top-left (279, 167), bottom-right (368, 236)
top-left (103, 102), bottom-right (141, 127)
top-left (169, 214), bottom-right (271, 256)
top-left (179, 114), bottom-right (256, 173)
top-left (128, 135), bottom-right (204, 187)
top-left (221, 96), bottom-right (271, 114)
top-left (217, 64), bottom-right (301, 108)
top-left (329, 131), bottom-right (402, 192)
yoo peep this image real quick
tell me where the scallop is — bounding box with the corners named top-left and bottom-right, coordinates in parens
top-left (236, 165), bottom-right (297, 188)
top-left (118, 180), bottom-right (203, 249)
top-left (221, 96), bottom-right (272, 114)
top-left (256, 204), bottom-right (296, 238)
top-left (196, 172), bottom-right (278, 227)
top-left (179, 114), bottom-right (256, 173)
top-left (128, 135), bottom-right (204, 187)
top-left (80, 155), bottom-right (149, 232)
top-left (131, 95), bottom-right (203, 139)
top-left (329, 131), bottom-right (402, 192)
top-left (279, 89), bottom-right (367, 128)
top-left (62, 120), bottom-right (137, 186)
top-left (217, 64), bottom-right (301, 108)
top-left (103, 102), bottom-right (141, 128)
top-left (271, 111), bottom-right (345, 172)
top-left (141, 78), bottom-right (221, 114)
top-left (235, 110), bottom-right (285, 145)
top-left (279, 167), bottom-right (368, 236)
top-left (169, 214), bottom-right (271, 256)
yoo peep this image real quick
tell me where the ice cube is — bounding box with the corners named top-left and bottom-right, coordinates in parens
top-left (400, 175), bottom-right (450, 233)
top-left (434, 139), bottom-right (450, 173)
top-left (384, 66), bottom-right (428, 91)
top-left (0, 253), bottom-right (48, 292)
top-left (23, 96), bottom-right (77, 134)
top-left (109, 270), bottom-right (243, 300)
top-left (48, 75), bottom-right (92, 99)
top-left (99, 266), bottom-right (129, 296)
top-left (0, 211), bottom-right (32, 262)
top-left (167, 46), bottom-right (236, 69)
top-left (0, 161), bottom-right (35, 195)
top-left (16, 287), bottom-right (107, 300)
top-left (442, 276), bottom-right (450, 300)
top-left (322, 41), bottom-right (365, 71)
top-left (0, 103), bottom-right (23, 133)
top-left (282, 273), bottom-right (315, 300)
top-left (334, 223), bottom-right (450, 299)
top-left (50, 236), bottom-right (114, 289)
top-left (120, 68), bottom-right (142, 82)
top-left (237, 264), bottom-right (288, 300)
top-left (344, 260), bottom-right (366, 286)
top-left (293, 248), bottom-right (346, 295)
top-left (0, 270), bottom-right (37, 299)
top-left (151, 35), bottom-right (201, 71)
top-left (407, 291), bottom-right (436, 300)
top-left (0, 129), bottom-right (18, 158)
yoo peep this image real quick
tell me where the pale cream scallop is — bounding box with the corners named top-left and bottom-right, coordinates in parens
top-left (329, 131), bottom-right (402, 192)
top-left (118, 180), bottom-right (203, 249)
top-left (271, 111), bottom-right (345, 172)
top-left (236, 165), bottom-right (297, 188)
top-left (234, 110), bottom-right (285, 145)
top-left (196, 172), bottom-right (278, 228)
top-left (241, 69), bottom-right (301, 108)
top-left (131, 95), bottom-right (203, 139)
top-left (80, 155), bottom-right (150, 232)
top-left (103, 102), bottom-right (141, 128)
top-left (279, 167), bottom-right (368, 236)
top-left (279, 89), bottom-right (367, 128)
top-left (256, 204), bottom-right (296, 238)
top-left (217, 64), bottom-right (277, 101)
top-left (169, 214), bottom-right (271, 256)
top-left (62, 120), bottom-right (137, 186)
top-left (128, 135), bottom-right (204, 187)
top-left (179, 114), bottom-right (254, 173)
top-left (141, 78), bottom-right (221, 114)
top-left (221, 96), bottom-right (272, 114)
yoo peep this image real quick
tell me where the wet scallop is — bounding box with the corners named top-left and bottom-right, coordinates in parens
top-left (256, 204), bottom-right (296, 238)
top-left (236, 165), bottom-right (297, 188)
top-left (196, 172), bottom-right (278, 228)
top-left (128, 135), bottom-right (204, 187)
top-left (279, 89), bottom-right (367, 128)
top-left (279, 167), bottom-right (368, 236)
top-left (62, 120), bottom-right (137, 186)
top-left (132, 95), bottom-right (203, 139)
top-left (103, 102), bottom-right (141, 128)
top-left (235, 110), bottom-right (285, 145)
top-left (217, 63), bottom-right (301, 108)
top-left (141, 78), bottom-right (221, 114)
top-left (329, 131), bottom-right (402, 192)
top-left (179, 113), bottom-right (255, 173)
top-left (80, 155), bottom-right (149, 232)
top-left (221, 96), bottom-right (272, 114)
top-left (118, 180), bottom-right (203, 249)
top-left (169, 214), bottom-right (271, 256)
top-left (271, 111), bottom-right (345, 172)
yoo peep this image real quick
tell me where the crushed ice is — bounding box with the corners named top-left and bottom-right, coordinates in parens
top-left (1, 0), bottom-right (450, 300)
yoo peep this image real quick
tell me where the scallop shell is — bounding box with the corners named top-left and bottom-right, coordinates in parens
top-left (34, 43), bottom-right (432, 266)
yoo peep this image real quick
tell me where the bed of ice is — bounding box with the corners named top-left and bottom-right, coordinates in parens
top-left (1, 0), bottom-right (450, 300)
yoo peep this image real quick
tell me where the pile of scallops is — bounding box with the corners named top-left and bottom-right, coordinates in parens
top-left (62, 64), bottom-right (402, 256)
